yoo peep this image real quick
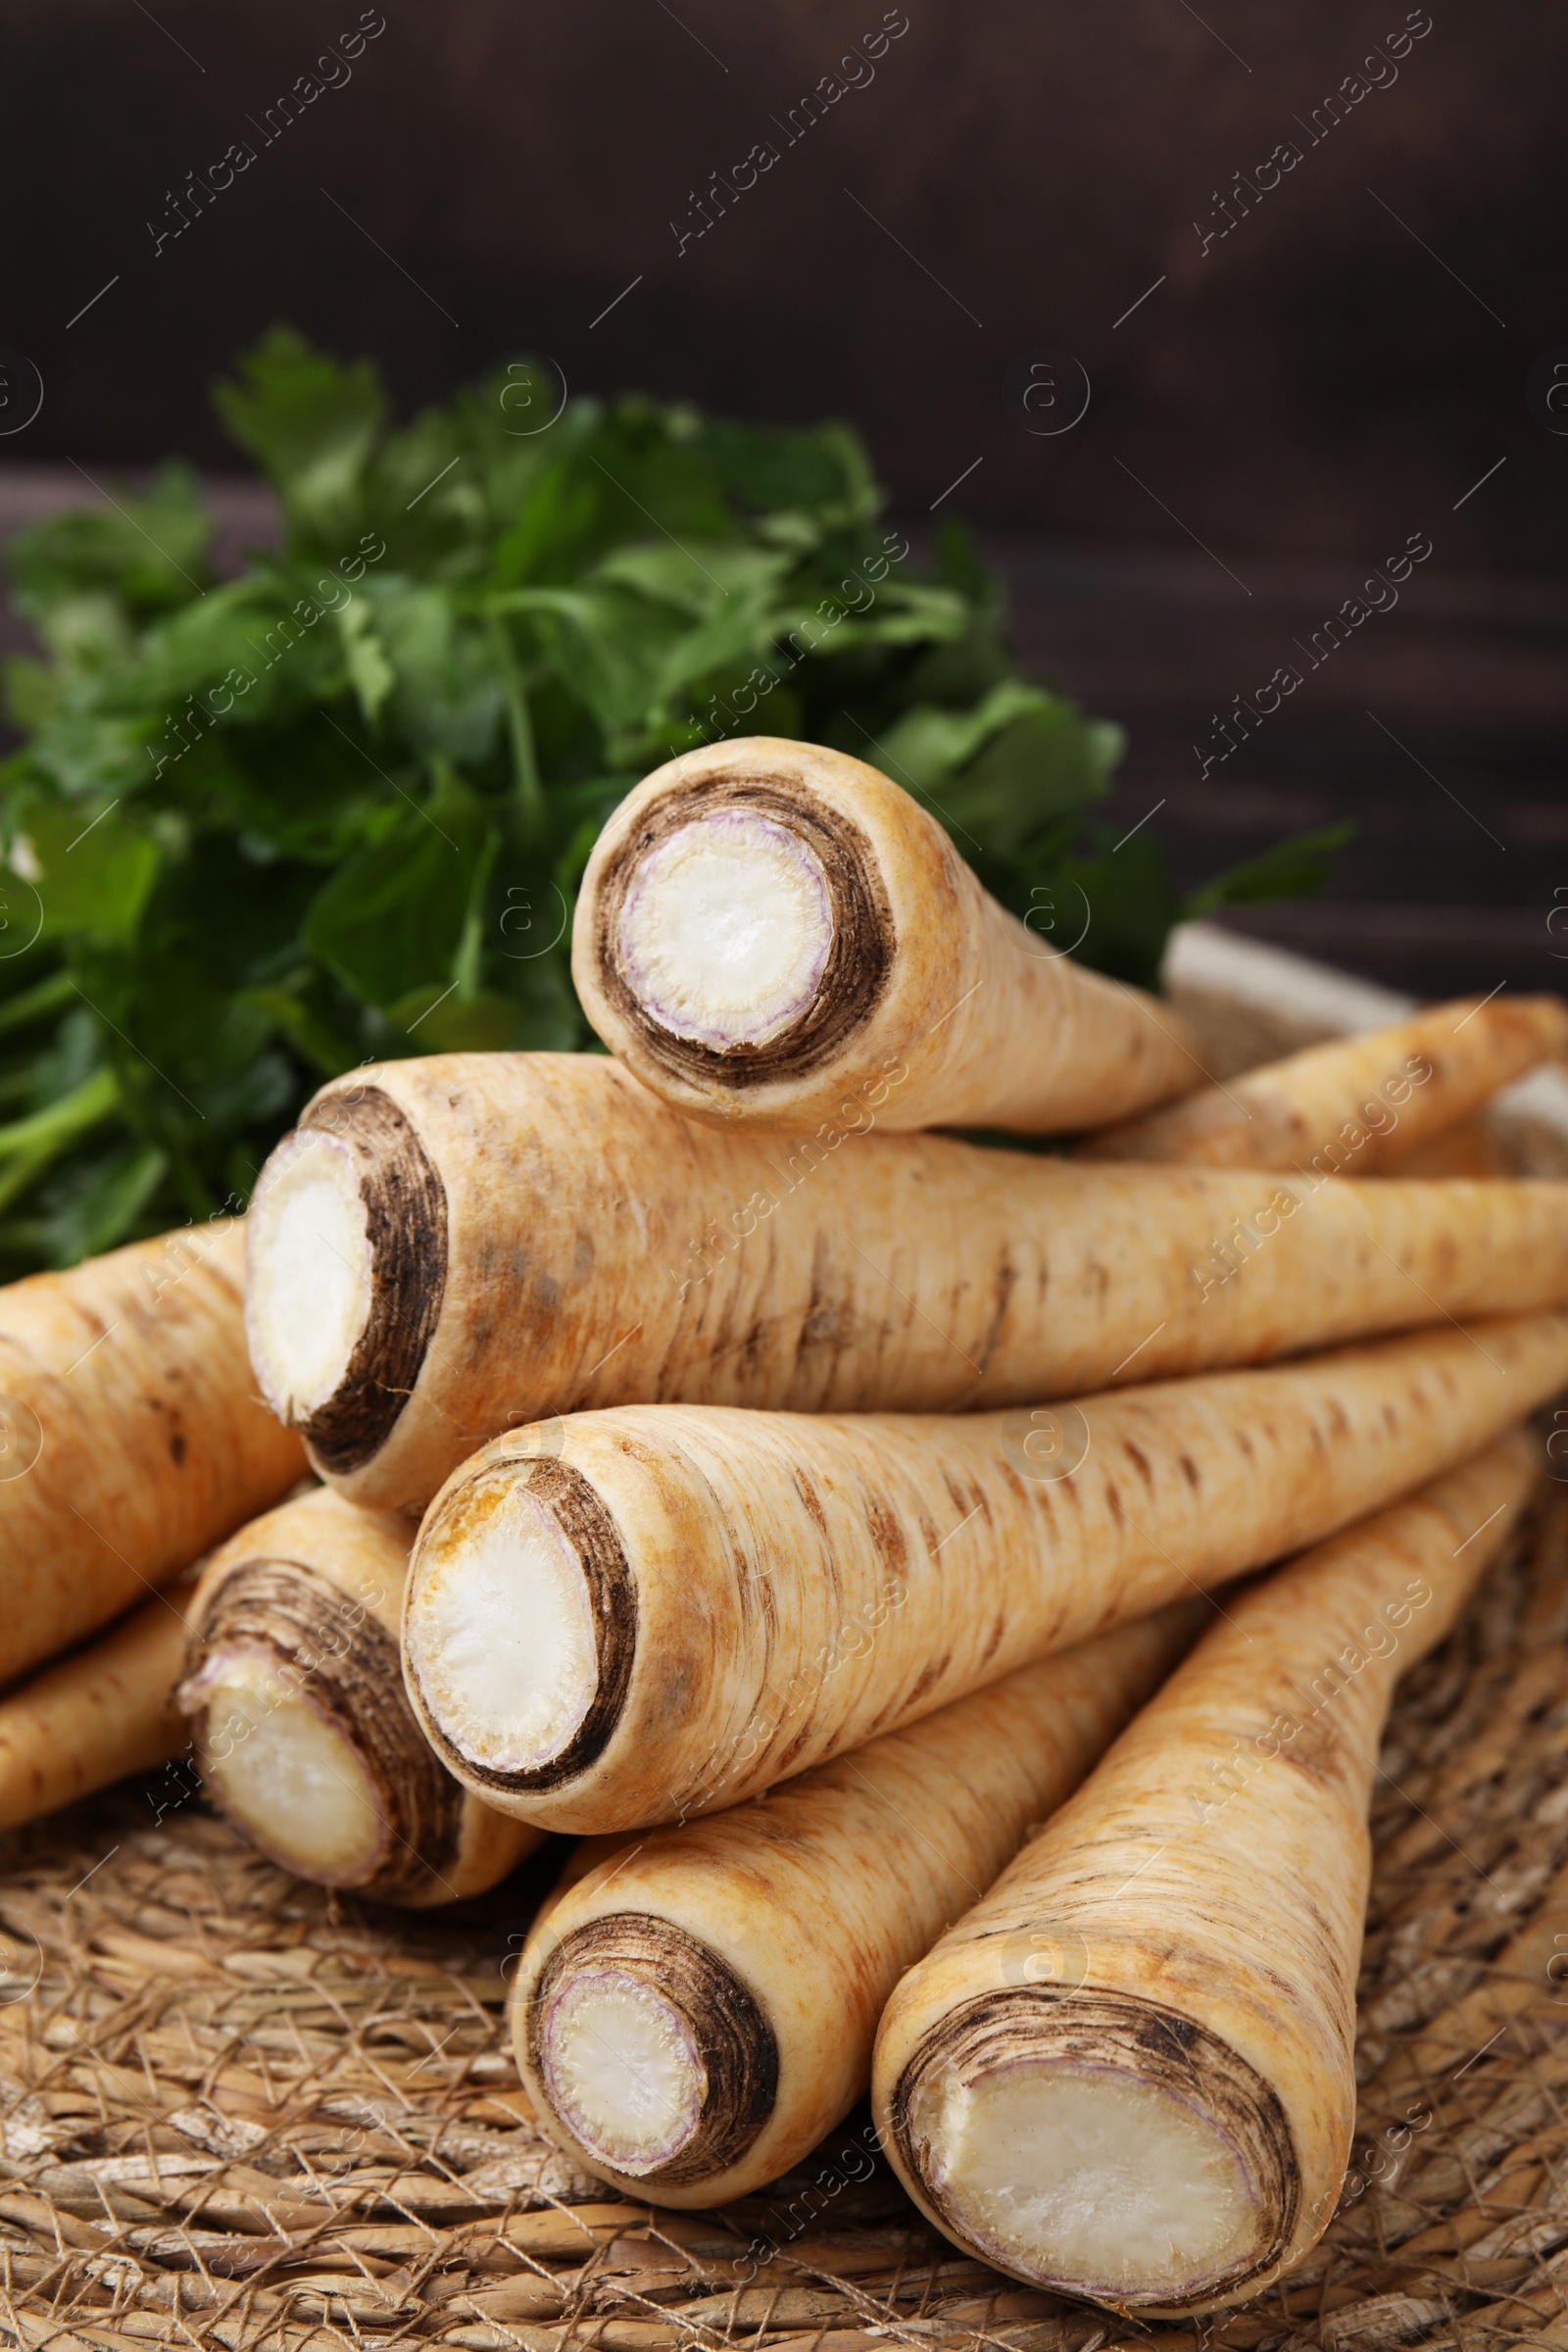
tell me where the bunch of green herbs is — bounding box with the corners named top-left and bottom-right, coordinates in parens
top-left (0, 329), bottom-right (1345, 1274)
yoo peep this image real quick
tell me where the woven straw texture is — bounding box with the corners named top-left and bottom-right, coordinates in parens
top-left (0, 1476), bottom-right (1565, 2352)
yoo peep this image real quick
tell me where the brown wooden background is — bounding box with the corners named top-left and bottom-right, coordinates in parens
top-left (2, 0), bottom-right (1565, 1000)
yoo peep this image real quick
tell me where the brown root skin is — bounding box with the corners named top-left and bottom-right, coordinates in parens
top-left (249, 1053), bottom-right (1568, 1515)
top-left (185, 1490), bottom-right (539, 1907)
top-left (509, 1607), bottom-right (1197, 2207)
top-left (0, 1586), bottom-right (194, 1832)
top-left (572, 737), bottom-right (1199, 1136)
top-left (1077, 995), bottom-right (1568, 1173)
top-left (870, 1433), bottom-right (1539, 2317)
top-left (400, 1315), bottom-right (1568, 1837)
top-left (0, 1220), bottom-right (307, 1685)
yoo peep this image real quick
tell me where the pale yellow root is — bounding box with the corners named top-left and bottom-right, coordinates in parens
top-left (400, 1311), bottom-right (1568, 1835)
top-left (1077, 996), bottom-right (1568, 1171)
top-left (0, 1589), bottom-right (194, 1831)
top-left (509, 1604), bottom-right (1199, 2205)
top-left (0, 1221), bottom-right (307, 1685)
top-left (871, 1434), bottom-right (1538, 2317)
top-left (247, 1052), bottom-right (1568, 1513)
top-left (570, 737), bottom-right (1199, 1135)
top-left (182, 1490), bottom-right (539, 1906)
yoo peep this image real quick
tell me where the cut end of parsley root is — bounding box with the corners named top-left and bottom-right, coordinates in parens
top-left (245, 1128), bottom-right (372, 1427)
top-left (187, 1644), bottom-right (388, 1886)
top-left (538, 1966), bottom-right (710, 2173)
top-left (404, 1470), bottom-right (603, 1780)
top-left (904, 2047), bottom-right (1265, 2302)
top-left (615, 808), bottom-right (836, 1050)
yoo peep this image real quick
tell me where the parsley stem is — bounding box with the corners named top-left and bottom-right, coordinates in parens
top-left (0, 1065), bottom-right (119, 1217)
top-left (0, 1147), bottom-right (58, 1220)
top-left (0, 1064), bottom-right (119, 1161)
top-left (453, 824), bottom-right (501, 1004)
top-left (0, 968), bottom-right (74, 1040)
top-left (489, 614), bottom-right (546, 846)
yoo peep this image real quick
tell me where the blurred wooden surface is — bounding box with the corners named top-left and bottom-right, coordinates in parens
top-left (992, 528), bottom-right (1568, 999)
top-left (7, 1), bottom-right (1568, 576)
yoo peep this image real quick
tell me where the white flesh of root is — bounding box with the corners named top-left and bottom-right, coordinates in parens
top-left (616, 811), bottom-right (834, 1049)
top-left (404, 1486), bottom-right (598, 1773)
top-left (194, 1649), bottom-right (386, 1885)
top-left (538, 1969), bottom-right (706, 2173)
top-left (246, 1130), bottom-right (371, 1422)
top-left (909, 2060), bottom-right (1258, 2301)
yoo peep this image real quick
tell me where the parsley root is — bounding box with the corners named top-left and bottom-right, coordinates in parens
top-left (872, 1433), bottom-right (1535, 2315)
top-left (571, 737), bottom-right (1199, 1135)
top-left (400, 1314), bottom-right (1568, 1834)
top-left (1, 1219), bottom-right (305, 1685)
top-left (245, 1054), bottom-right (1568, 1512)
top-left (1078, 996), bottom-right (1568, 1173)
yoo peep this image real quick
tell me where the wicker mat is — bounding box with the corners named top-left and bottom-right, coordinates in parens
top-left (4, 1484), bottom-right (1568, 2352)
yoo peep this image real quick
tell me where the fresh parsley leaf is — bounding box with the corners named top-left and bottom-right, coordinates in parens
top-left (1185, 821), bottom-right (1357, 915)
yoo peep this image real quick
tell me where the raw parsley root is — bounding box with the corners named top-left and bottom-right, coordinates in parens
top-left (571, 738), bottom-right (1197, 1133)
top-left (0, 1585), bottom-right (193, 1832)
top-left (1078, 996), bottom-right (1568, 1172)
top-left (0, 1218), bottom-right (305, 1685)
top-left (399, 1313), bottom-right (1568, 1834)
top-left (247, 1051), bottom-right (1568, 1512)
top-left (872, 1434), bottom-right (1535, 2315)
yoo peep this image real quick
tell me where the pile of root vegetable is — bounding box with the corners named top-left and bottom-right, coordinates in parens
top-left (4, 736), bottom-right (1568, 2352)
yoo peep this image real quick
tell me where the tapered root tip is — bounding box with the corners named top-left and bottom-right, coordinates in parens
top-left (405, 1457), bottom-right (636, 1795)
top-left (893, 1990), bottom-right (1296, 2309)
top-left (527, 1914), bottom-right (778, 2184)
top-left (618, 810), bottom-right (834, 1050)
top-left (246, 1130), bottom-right (371, 1425)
